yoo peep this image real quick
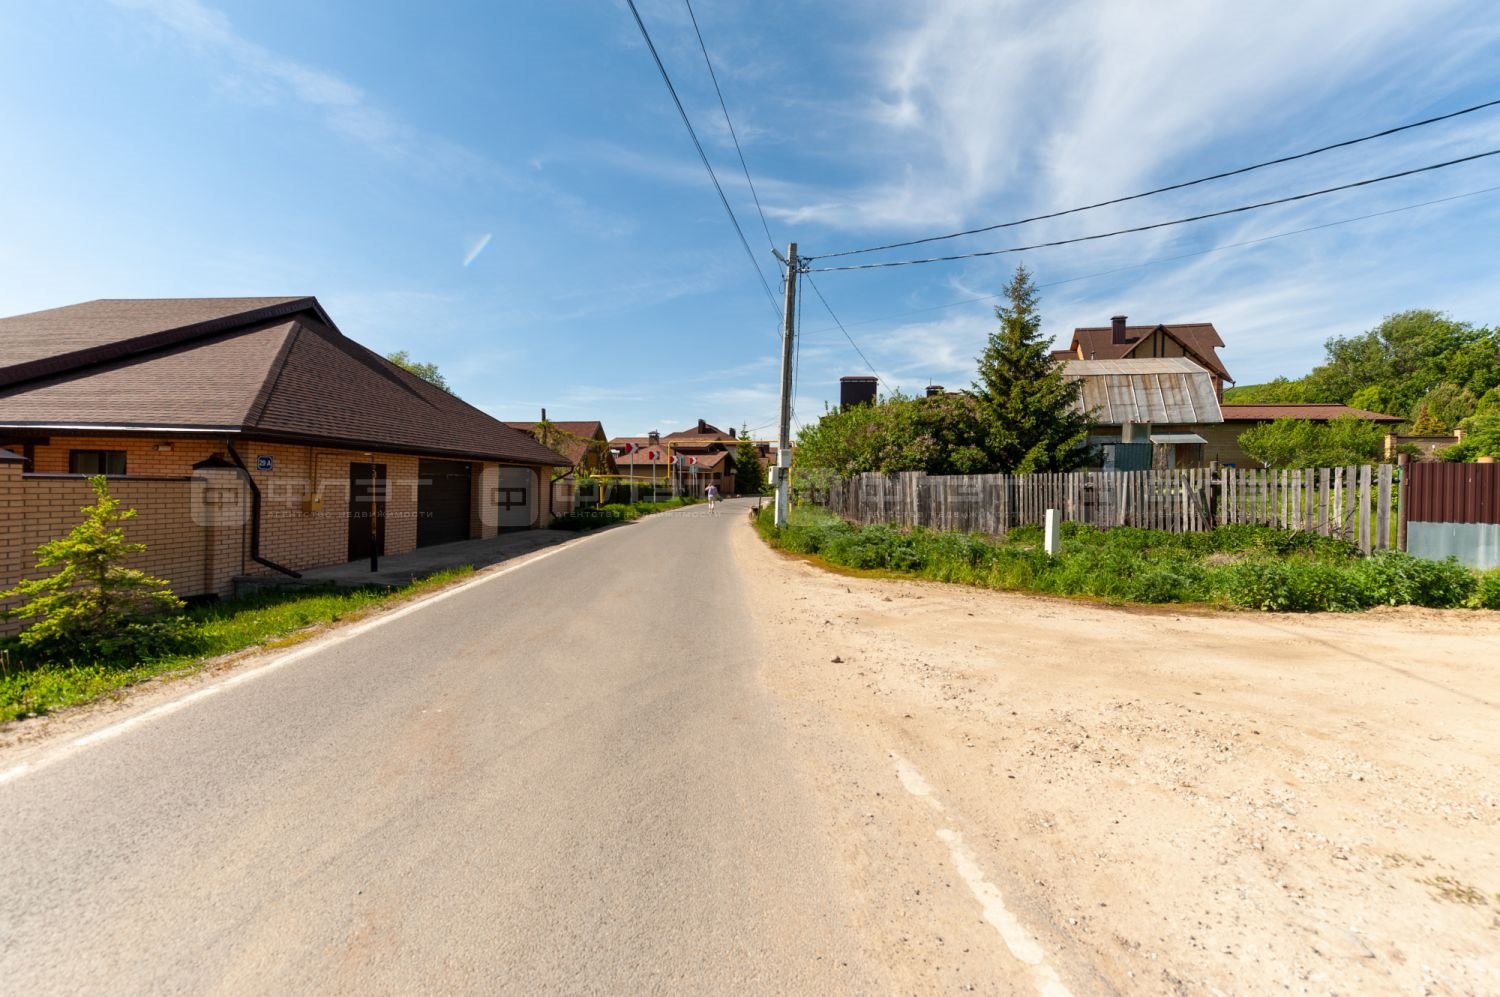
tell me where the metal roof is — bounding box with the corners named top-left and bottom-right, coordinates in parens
top-left (1150, 433), bottom-right (1208, 444)
top-left (1062, 357), bottom-right (1223, 425)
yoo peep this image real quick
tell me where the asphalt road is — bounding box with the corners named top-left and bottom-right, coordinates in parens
top-left (0, 499), bottom-right (873, 994)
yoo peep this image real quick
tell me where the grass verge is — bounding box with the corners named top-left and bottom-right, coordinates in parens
top-left (0, 565), bottom-right (474, 724)
top-left (756, 505), bottom-right (1500, 613)
top-left (550, 496), bottom-right (703, 531)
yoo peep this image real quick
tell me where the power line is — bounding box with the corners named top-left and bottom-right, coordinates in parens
top-left (806, 275), bottom-right (888, 390)
top-left (622, 0), bottom-right (781, 319)
top-left (803, 148), bottom-right (1500, 272)
top-left (683, 0), bottom-right (777, 254)
top-left (795, 183), bottom-right (1500, 337)
top-left (813, 97), bottom-right (1500, 260)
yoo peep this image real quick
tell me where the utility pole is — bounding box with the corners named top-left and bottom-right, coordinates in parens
top-left (774, 242), bottom-right (798, 528)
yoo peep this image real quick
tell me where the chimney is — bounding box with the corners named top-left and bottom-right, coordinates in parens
top-left (697, 419), bottom-right (707, 433)
top-left (728, 427), bottom-right (736, 439)
top-left (1111, 315), bottom-right (1128, 345)
top-left (648, 430), bottom-right (660, 445)
top-left (925, 384), bottom-right (944, 397)
top-left (540, 407), bottom-right (547, 422)
top-left (839, 375), bottom-right (879, 409)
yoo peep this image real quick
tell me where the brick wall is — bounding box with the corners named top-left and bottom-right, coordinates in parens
top-left (230, 442), bottom-right (420, 575)
top-left (27, 435), bottom-right (219, 477)
top-left (3, 436), bottom-right (561, 635)
top-left (0, 463), bottom-right (246, 636)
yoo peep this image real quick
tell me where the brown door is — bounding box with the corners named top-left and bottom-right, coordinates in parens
top-left (348, 462), bottom-right (387, 562)
top-left (416, 459), bottom-right (472, 547)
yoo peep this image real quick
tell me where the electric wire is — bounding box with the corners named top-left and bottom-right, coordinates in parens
top-left (795, 183), bottom-right (1500, 338)
top-left (803, 149), bottom-right (1500, 272)
top-left (683, 0), bottom-right (777, 254)
top-left (622, 0), bottom-right (781, 318)
top-left (806, 275), bottom-right (888, 390)
top-left (813, 97), bottom-right (1500, 260)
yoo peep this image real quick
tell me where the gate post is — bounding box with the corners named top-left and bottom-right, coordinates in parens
top-left (1397, 453), bottom-right (1410, 551)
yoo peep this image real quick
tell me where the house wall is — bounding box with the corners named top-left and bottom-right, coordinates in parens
top-left (1094, 422), bottom-right (1251, 468)
top-left (25, 434), bottom-right (219, 476)
top-left (0, 461), bottom-right (248, 636)
top-left (3, 435), bottom-right (560, 636)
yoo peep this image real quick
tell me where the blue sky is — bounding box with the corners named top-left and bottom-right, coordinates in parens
top-left (2, 1), bottom-right (1498, 439)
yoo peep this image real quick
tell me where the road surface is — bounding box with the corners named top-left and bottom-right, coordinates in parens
top-left (0, 499), bottom-right (874, 994)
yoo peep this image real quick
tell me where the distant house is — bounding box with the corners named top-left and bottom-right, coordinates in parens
top-left (0, 296), bottom-right (569, 631)
top-left (1054, 315), bottom-right (1234, 399)
top-left (610, 419), bottom-right (744, 496)
top-left (1062, 357), bottom-right (1224, 469)
top-left (504, 415), bottom-right (615, 476)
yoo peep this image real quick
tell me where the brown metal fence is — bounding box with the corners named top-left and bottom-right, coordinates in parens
top-left (1405, 462), bottom-right (1500, 525)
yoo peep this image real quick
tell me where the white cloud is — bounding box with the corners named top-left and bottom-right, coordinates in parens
top-left (109, 0), bottom-right (485, 177)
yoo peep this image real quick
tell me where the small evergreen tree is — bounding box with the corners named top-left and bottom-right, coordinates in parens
top-left (734, 426), bottom-right (766, 494)
top-left (1, 476), bottom-right (185, 657)
top-left (972, 265), bottom-right (1093, 472)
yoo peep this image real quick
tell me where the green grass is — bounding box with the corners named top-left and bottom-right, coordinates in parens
top-left (756, 505), bottom-right (1495, 613)
top-left (0, 565), bottom-right (474, 723)
top-left (550, 496), bottom-right (703, 531)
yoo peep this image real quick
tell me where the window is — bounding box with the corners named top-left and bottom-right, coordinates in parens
top-left (69, 449), bottom-right (126, 475)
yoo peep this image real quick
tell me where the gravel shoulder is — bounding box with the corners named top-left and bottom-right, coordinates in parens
top-left (734, 515), bottom-right (1500, 994)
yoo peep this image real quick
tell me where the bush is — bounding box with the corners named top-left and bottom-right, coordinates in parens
top-left (757, 505), bottom-right (1487, 613)
top-left (1, 476), bottom-right (190, 659)
top-left (1470, 569), bottom-right (1500, 610)
top-left (1352, 552), bottom-right (1477, 608)
top-left (1213, 560), bottom-right (1368, 612)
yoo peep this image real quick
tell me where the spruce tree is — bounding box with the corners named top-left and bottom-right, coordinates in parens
top-left (972, 264), bottom-right (1093, 472)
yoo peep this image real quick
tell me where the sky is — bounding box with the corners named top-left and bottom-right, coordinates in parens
top-left (2, 0), bottom-right (1498, 440)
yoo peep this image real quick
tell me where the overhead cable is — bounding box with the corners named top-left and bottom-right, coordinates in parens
top-left (813, 97), bottom-right (1500, 260)
top-left (803, 149), bottom-right (1500, 272)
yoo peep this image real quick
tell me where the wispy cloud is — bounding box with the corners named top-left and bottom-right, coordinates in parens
top-left (108, 0), bottom-right (487, 178)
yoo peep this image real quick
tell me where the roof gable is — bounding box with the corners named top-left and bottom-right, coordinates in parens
top-left (1069, 322), bottom-right (1231, 382)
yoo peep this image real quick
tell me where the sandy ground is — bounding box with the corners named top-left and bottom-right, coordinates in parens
top-left (734, 514), bottom-right (1500, 995)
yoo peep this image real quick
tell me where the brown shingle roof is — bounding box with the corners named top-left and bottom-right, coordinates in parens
top-left (504, 421), bottom-right (609, 468)
top-left (1220, 404), bottom-right (1403, 423)
top-left (0, 297), bottom-right (318, 387)
top-left (0, 297), bottom-right (569, 466)
top-left (1068, 323), bottom-right (1232, 382)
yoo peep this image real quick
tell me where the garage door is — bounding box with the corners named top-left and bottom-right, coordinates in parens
top-left (417, 459), bottom-right (472, 547)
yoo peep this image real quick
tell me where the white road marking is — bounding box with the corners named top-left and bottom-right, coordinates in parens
top-left (0, 532), bottom-right (605, 787)
top-left (892, 752), bottom-right (944, 811)
top-left (890, 752), bottom-right (1073, 997)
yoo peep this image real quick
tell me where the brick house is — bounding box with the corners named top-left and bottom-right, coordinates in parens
top-left (610, 419), bottom-right (742, 497)
top-left (0, 297), bottom-right (568, 630)
top-left (505, 415), bottom-right (615, 512)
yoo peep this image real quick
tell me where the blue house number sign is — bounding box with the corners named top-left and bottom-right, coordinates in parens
top-left (256, 455), bottom-right (274, 472)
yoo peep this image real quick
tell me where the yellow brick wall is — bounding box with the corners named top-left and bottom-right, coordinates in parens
top-left (0, 462), bottom-right (247, 636)
top-left (27, 435), bottom-right (219, 476)
top-left (234, 443), bottom-right (420, 576)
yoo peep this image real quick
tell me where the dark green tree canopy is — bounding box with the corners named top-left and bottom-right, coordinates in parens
top-left (1226, 310), bottom-right (1499, 432)
top-left (796, 265), bottom-right (1093, 477)
top-left (971, 264), bottom-right (1093, 473)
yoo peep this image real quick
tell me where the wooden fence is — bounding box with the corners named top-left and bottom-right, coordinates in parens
top-left (816, 465), bottom-right (1399, 552)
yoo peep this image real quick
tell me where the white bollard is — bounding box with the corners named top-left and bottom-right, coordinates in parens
top-left (1044, 508), bottom-right (1061, 556)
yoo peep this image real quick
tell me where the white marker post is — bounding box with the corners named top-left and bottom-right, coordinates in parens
top-left (1044, 508), bottom-right (1061, 557)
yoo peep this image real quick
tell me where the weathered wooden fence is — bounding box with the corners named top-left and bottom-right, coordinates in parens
top-left (817, 465), bottom-right (1399, 552)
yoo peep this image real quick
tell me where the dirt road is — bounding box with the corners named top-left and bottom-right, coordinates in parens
top-left (734, 515), bottom-right (1500, 995)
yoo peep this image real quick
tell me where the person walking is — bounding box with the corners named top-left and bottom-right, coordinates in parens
top-left (705, 482), bottom-right (719, 513)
